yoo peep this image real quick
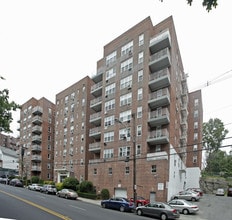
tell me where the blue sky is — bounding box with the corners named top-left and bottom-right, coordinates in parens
top-left (1, 0), bottom-right (232, 152)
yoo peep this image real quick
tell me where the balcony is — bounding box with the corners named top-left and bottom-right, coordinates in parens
top-left (149, 48), bottom-right (171, 72)
top-left (149, 68), bottom-right (170, 91)
top-left (31, 155), bottom-right (42, 162)
top-left (91, 81), bottom-right (103, 97)
top-left (90, 97), bottom-right (102, 112)
top-left (148, 108), bottom-right (170, 127)
top-left (146, 151), bottom-right (168, 161)
top-left (150, 30), bottom-right (171, 54)
top-left (31, 135), bottom-right (42, 144)
top-left (89, 127), bottom-right (101, 139)
top-left (89, 112), bottom-right (102, 126)
top-left (32, 125), bottom-right (42, 134)
top-left (31, 144), bottom-right (42, 152)
top-left (32, 106), bottom-right (43, 115)
top-left (89, 142), bottom-right (101, 152)
top-left (89, 159), bottom-right (102, 164)
top-left (92, 67), bottom-right (104, 83)
top-left (32, 115), bottom-right (42, 125)
top-left (31, 165), bottom-right (41, 172)
top-left (148, 88), bottom-right (170, 109)
top-left (147, 129), bottom-right (169, 145)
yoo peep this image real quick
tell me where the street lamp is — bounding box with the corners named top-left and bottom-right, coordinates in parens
top-left (115, 114), bottom-right (137, 208)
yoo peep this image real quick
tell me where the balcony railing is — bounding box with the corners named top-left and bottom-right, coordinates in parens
top-left (149, 68), bottom-right (170, 91)
top-left (148, 108), bottom-right (170, 127)
top-left (147, 128), bottom-right (169, 145)
top-left (148, 88), bottom-right (170, 109)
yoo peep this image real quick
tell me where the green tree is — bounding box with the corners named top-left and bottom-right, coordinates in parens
top-left (203, 118), bottom-right (229, 153)
top-left (62, 177), bottom-right (79, 191)
top-left (79, 180), bottom-right (94, 193)
top-left (0, 76), bottom-right (20, 133)
top-left (160, 0), bottom-right (218, 12)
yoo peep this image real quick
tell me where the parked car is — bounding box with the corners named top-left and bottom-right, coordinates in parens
top-left (130, 196), bottom-right (150, 206)
top-left (101, 197), bottom-right (134, 212)
top-left (40, 184), bottom-right (57, 194)
top-left (227, 187), bottom-right (232, 197)
top-left (136, 202), bottom-right (180, 220)
top-left (216, 188), bottom-right (225, 196)
top-left (168, 199), bottom-right (199, 215)
top-left (171, 190), bottom-right (200, 201)
top-left (28, 183), bottom-right (42, 191)
top-left (186, 188), bottom-right (203, 196)
top-left (9, 178), bottom-right (23, 187)
top-left (57, 189), bottom-right (78, 200)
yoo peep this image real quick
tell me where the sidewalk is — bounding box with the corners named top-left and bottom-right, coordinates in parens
top-left (78, 197), bottom-right (101, 206)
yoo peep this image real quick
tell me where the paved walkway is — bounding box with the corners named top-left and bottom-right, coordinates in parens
top-left (78, 197), bottom-right (101, 206)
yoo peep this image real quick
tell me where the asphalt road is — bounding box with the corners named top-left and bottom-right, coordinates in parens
top-left (0, 184), bottom-right (231, 220)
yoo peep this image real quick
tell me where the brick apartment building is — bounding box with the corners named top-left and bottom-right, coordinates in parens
top-left (87, 16), bottom-right (203, 202)
top-left (18, 16), bottom-right (203, 202)
top-left (18, 97), bottom-right (55, 181)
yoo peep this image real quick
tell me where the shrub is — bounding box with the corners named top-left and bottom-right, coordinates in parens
top-left (101, 188), bottom-right (110, 200)
top-left (62, 177), bottom-right (79, 191)
top-left (79, 181), bottom-right (94, 193)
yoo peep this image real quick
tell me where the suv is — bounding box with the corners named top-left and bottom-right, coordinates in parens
top-left (40, 184), bottom-right (57, 194)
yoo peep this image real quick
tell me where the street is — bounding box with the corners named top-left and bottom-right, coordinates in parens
top-left (0, 184), bottom-right (231, 220)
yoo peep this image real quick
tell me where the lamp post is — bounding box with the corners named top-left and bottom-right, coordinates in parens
top-left (115, 113), bottom-right (137, 208)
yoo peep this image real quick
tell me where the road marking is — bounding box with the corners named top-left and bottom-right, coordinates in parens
top-left (0, 190), bottom-right (71, 220)
top-left (69, 205), bottom-right (86, 211)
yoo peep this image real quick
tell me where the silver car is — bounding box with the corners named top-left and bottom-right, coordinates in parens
top-left (168, 199), bottom-right (199, 215)
top-left (136, 202), bottom-right (180, 220)
top-left (171, 190), bottom-right (200, 201)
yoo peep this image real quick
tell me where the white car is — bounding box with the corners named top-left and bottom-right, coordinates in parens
top-left (28, 183), bottom-right (42, 191)
top-left (168, 199), bottom-right (199, 215)
top-left (216, 188), bottom-right (225, 196)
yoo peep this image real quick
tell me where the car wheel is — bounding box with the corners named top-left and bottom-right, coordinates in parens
top-left (191, 197), bottom-right (196, 201)
top-left (137, 202), bottom-right (142, 206)
top-left (160, 213), bottom-right (167, 220)
top-left (119, 206), bottom-right (125, 212)
top-left (137, 209), bottom-right (143, 216)
top-left (65, 195), bottom-right (68, 199)
top-left (102, 203), bottom-right (106, 208)
top-left (183, 209), bottom-right (189, 215)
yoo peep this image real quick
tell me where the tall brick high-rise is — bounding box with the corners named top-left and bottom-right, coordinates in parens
top-left (18, 97), bottom-right (55, 181)
top-left (87, 16), bottom-right (203, 202)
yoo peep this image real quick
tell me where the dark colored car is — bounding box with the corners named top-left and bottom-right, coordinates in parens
top-left (227, 187), bottom-right (232, 197)
top-left (9, 178), bottom-right (23, 187)
top-left (57, 189), bottom-right (78, 200)
top-left (136, 202), bottom-right (180, 220)
top-left (130, 196), bottom-right (150, 206)
top-left (40, 184), bottom-right (57, 194)
top-left (101, 197), bottom-right (134, 212)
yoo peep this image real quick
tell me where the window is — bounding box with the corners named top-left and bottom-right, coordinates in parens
top-left (137, 88), bottom-right (143, 100)
top-left (194, 122), bottom-right (198, 129)
top-left (119, 146), bottom-right (130, 157)
top-left (94, 168), bottom-right (97, 175)
top-left (194, 110), bottom-right (199, 118)
top-left (155, 145), bottom-right (161, 152)
top-left (125, 166), bottom-right (130, 174)
top-left (120, 75), bottom-right (132, 90)
top-left (104, 116), bottom-right (115, 127)
top-left (138, 69), bottom-right (143, 82)
top-left (194, 99), bottom-right (199, 107)
top-left (106, 67), bottom-right (116, 80)
top-left (121, 58), bottom-right (133, 73)
top-left (193, 156), bottom-right (197, 163)
top-left (138, 52), bottom-right (144, 64)
top-left (105, 99), bottom-right (115, 112)
top-left (106, 51), bottom-right (117, 66)
top-left (119, 110), bottom-right (132, 122)
top-left (139, 34), bottom-right (144, 46)
top-left (151, 165), bottom-right (157, 173)
top-left (108, 167), bottom-right (112, 175)
top-left (119, 128), bottom-right (131, 140)
top-left (120, 93), bottom-right (132, 106)
top-left (105, 83), bottom-right (116, 96)
top-left (193, 144), bottom-right (198, 151)
top-left (136, 144), bottom-right (141, 155)
top-left (137, 106), bottom-right (142, 118)
top-left (194, 133), bottom-right (198, 141)
top-left (104, 131), bottom-right (114, 143)
top-left (137, 125), bottom-right (142, 136)
top-left (104, 149), bottom-right (114, 159)
top-left (121, 41), bottom-right (133, 56)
